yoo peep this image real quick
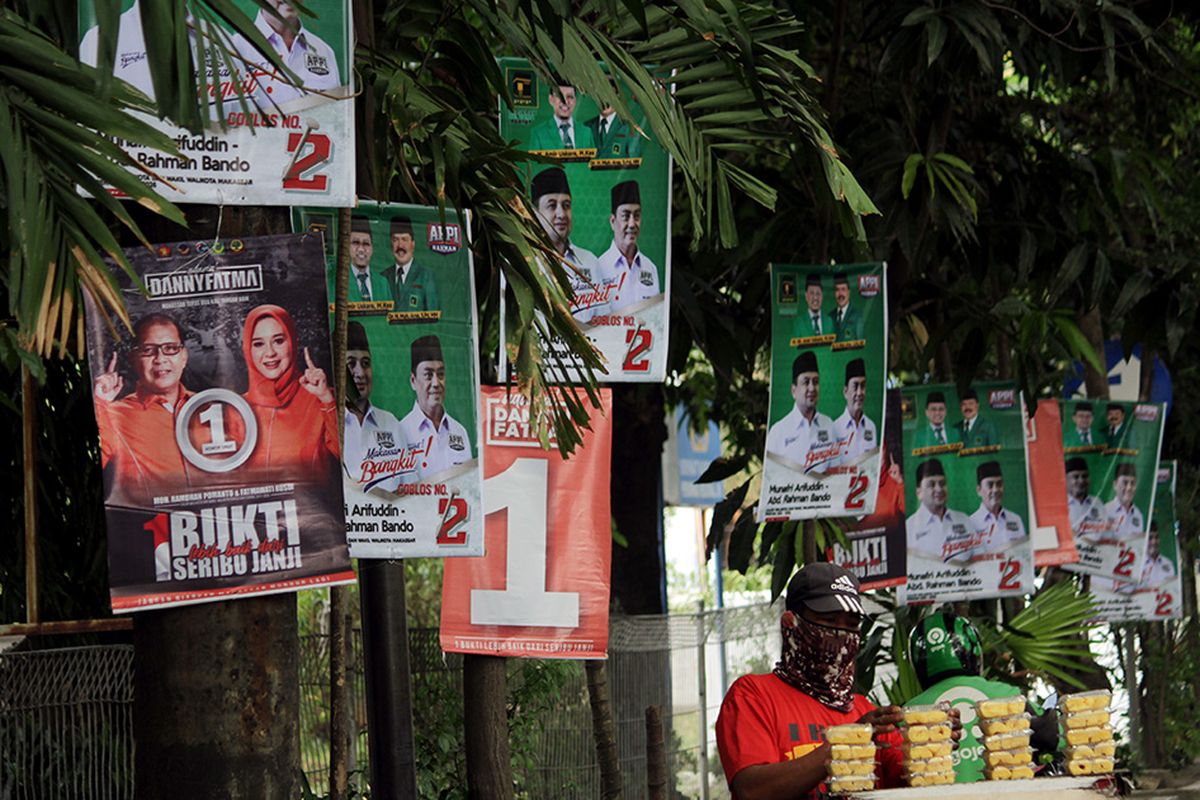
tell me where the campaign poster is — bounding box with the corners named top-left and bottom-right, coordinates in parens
top-left (900, 382), bottom-right (1033, 603)
top-left (294, 202), bottom-right (483, 558)
top-left (496, 57), bottom-right (672, 382)
top-left (440, 386), bottom-right (613, 658)
top-left (757, 263), bottom-right (888, 521)
top-left (78, 1), bottom-right (353, 206)
top-left (82, 234), bottom-right (355, 612)
top-left (827, 390), bottom-right (907, 591)
top-left (1060, 399), bottom-right (1166, 580)
top-left (1092, 461), bottom-right (1182, 621)
top-left (1026, 399), bottom-right (1078, 567)
top-left (663, 406), bottom-right (725, 507)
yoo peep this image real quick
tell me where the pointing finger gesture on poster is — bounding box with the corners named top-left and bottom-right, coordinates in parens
top-left (300, 346), bottom-right (334, 404)
top-left (94, 351), bottom-right (124, 402)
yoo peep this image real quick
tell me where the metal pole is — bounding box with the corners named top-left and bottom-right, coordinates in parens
top-left (712, 511), bottom-right (728, 694)
top-left (696, 600), bottom-right (710, 800)
top-left (22, 364), bottom-right (39, 624)
top-left (359, 560), bottom-right (418, 799)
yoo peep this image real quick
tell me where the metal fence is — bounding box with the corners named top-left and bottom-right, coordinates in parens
top-left (297, 601), bottom-right (783, 799)
top-left (0, 645), bottom-right (134, 800)
top-left (0, 601), bottom-right (781, 799)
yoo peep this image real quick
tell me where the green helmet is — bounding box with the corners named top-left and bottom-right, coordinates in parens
top-left (909, 612), bottom-right (983, 688)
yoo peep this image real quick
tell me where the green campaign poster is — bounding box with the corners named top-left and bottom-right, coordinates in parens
top-left (293, 202), bottom-right (482, 558)
top-left (1092, 460), bottom-right (1181, 621)
top-left (1061, 399), bottom-right (1165, 580)
top-left (496, 57), bottom-right (672, 381)
top-left (757, 263), bottom-right (888, 521)
top-left (900, 382), bottom-right (1033, 602)
top-left (79, 0), bottom-right (354, 206)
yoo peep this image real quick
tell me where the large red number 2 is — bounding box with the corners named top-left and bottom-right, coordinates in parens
top-left (1113, 548), bottom-right (1136, 578)
top-left (1155, 592), bottom-right (1173, 616)
top-left (283, 132), bottom-right (331, 191)
top-left (436, 497), bottom-right (469, 545)
top-left (844, 475), bottom-right (869, 510)
top-left (623, 329), bottom-right (652, 372)
top-left (998, 559), bottom-right (1021, 591)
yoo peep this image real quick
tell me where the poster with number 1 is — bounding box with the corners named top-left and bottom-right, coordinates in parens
top-left (440, 386), bottom-right (613, 658)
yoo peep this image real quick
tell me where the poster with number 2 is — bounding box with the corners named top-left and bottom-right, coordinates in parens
top-left (440, 387), bottom-right (613, 658)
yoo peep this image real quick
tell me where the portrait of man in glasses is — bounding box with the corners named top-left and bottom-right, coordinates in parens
top-left (92, 312), bottom-right (201, 503)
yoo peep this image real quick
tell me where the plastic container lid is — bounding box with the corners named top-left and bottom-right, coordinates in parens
top-left (903, 741), bottom-right (954, 760)
top-left (831, 744), bottom-right (876, 761)
top-left (828, 776), bottom-right (875, 793)
top-left (980, 713), bottom-right (1032, 736)
top-left (977, 696), bottom-right (1025, 719)
top-left (1062, 709), bottom-right (1111, 729)
top-left (983, 747), bottom-right (1033, 767)
top-left (1064, 726), bottom-right (1114, 746)
top-left (826, 723), bottom-right (874, 745)
top-left (983, 730), bottom-right (1032, 750)
top-left (1060, 689), bottom-right (1112, 713)
top-left (901, 723), bottom-right (953, 744)
top-left (903, 704), bottom-right (950, 725)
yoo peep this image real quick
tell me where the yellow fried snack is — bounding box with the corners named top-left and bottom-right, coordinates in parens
top-left (826, 724), bottom-right (874, 745)
top-left (926, 724), bottom-right (952, 742)
top-left (980, 714), bottom-right (1031, 736)
top-left (989, 766), bottom-right (1012, 780)
top-left (1063, 710), bottom-right (1111, 729)
top-left (829, 776), bottom-right (875, 793)
top-left (1067, 760), bottom-right (1093, 776)
top-left (984, 731), bottom-right (1032, 750)
top-left (1093, 758), bottom-right (1114, 773)
top-left (903, 705), bottom-right (950, 725)
top-left (983, 747), bottom-right (1031, 767)
top-left (1093, 742), bottom-right (1116, 758)
top-left (977, 697), bottom-right (1025, 718)
top-left (904, 742), bottom-right (953, 760)
top-left (831, 744), bottom-right (873, 760)
top-left (935, 771), bottom-right (956, 785)
top-left (1010, 766), bottom-right (1034, 779)
top-left (1065, 726), bottom-right (1114, 746)
top-left (906, 756), bottom-right (953, 775)
top-left (1065, 744), bottom-right (1095, 760)
top-left (831, 760), bottom-right (876, 777)
top-left (1061, 690), bottom-right (1112, 713)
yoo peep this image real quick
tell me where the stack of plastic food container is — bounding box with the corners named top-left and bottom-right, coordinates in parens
top-left (825, 723), bottom-right (876, 795)
top-left (1061, 690), bottom-right (1115, 776)
top-left (977, 696), bottom-right (1035, 781)
top-left (900, 705), bottom-right (956, 787)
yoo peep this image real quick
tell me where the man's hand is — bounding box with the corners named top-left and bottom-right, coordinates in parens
top-left (858, 704), bottom-right (903, 736)
top-left (94, 352), bottom-right (124, 402)
top-left (947, 706), bottom-right (963, 745)
top-left (300, 347), bottom-right (335, 405)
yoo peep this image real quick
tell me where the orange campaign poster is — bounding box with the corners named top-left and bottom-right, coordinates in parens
top-left (1027, 399), bottom-right (1078, 567)
top-left (440, 386), bottom-right (613, 658)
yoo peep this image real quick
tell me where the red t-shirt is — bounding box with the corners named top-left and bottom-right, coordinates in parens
top-left (716, 673), bottom-right (904, 799)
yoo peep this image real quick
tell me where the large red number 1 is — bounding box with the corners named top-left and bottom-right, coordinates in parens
top-left (283, 132), bottom-right (331, 191)
top-left (844, 475), bottom-right (869, 510)
top-left (143, 513), bottom-right (171, 581)
top-left (623, 329), bottom-right (652, 372)
top-left (436, 497), bottom-right (470, 545)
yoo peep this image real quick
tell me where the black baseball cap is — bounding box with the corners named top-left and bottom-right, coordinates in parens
top-left (785, 563), bottom-right (864, 616)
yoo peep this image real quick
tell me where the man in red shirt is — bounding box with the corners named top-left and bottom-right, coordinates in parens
top-left (716, 563), bottom-right (959, 799)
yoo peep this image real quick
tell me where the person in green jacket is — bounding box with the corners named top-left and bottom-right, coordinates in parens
top-left (906, 612), bottom-right (1059, 783)
top-left (955, 388), bottom-right (998, 448)
top-left (1063, 401), bottom-right (1100, 448)
top-left (912, 391), bottom-right (955, 449)
top-left (380, 215), bottom-right (439, 312)
top-left (528, 82), bottom-right (596, 152)
top-left (339, 215), bottom-right (390, 303)
top-left (831, 272), bottom-right (864, 342)
top-left (793, 273), bottom-right (833, 339)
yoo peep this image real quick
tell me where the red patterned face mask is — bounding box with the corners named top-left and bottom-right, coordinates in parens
top-left (774, 614), bottom-right (861, 712)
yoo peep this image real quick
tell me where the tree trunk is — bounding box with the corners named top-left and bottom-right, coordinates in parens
top-left (134, 593), bottom-right (300, 798)
top-left (129, 204), bottom-right (302, 799)
top-left (645, 704), bottom-right (667, 800)
top-left (464, 654), bottom-right (513, 799)
top-left (587, 659), bottom-right (624, 800)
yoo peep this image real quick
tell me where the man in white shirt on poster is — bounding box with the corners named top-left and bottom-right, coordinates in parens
top-left (399, 335), bottom-right (471, 482)
top-left (765, 351), bottom-right (839, 474)
top-left (596, 180), bottom-right (661, 313)
top-left (1104, 462), bottom-right (1144, 541)
top-left (906, 459), bottom-right (973, 564)
top-left (965, 460), bottom-right (1027, 559)
top-left (342, 322), bottom-right (408, 491)
top-left (1065, 456), bottom-right (1107, 542)
top-left (231, 0), bottom-right (343, 108)
top-left (832, 357), bottom-right (877, 467)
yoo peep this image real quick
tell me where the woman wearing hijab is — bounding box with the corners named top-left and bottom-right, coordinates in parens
top-left (241, 304), bottom-right (339, 475)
